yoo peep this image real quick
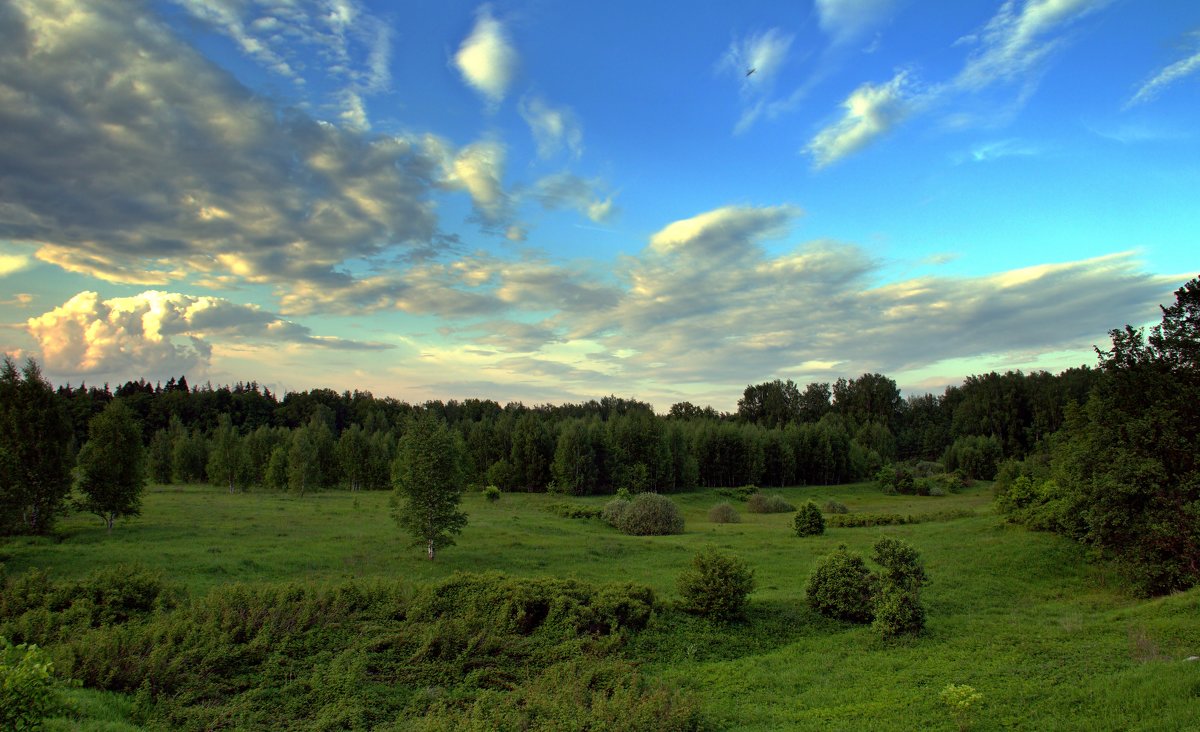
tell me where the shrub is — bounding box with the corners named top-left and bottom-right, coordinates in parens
top-left (823, 500), bottom-right (848, 514)
top-left (676, 547), bottom-right (755, 621)
top-left (612, 493), bottom-right (685, 536)
top-left (746, 493), bottom-right (795, 514)
top-left (872, 538), bottom-right (927, 589)
top-left (805, 546), bottom-right (876, 622)
top-left (876, 464), bottom-right (914, 495)
top-left (714, 485), bottom-right (756, 500)
top-left (545, 502), bottom-right (603, 519)
top-left (707, 502), bottom-right (740, 524)
top-left (940, 684), bottom-right (983, 731)
top-left (928, 485), bottom-right (947, 497)
top-left (873, 584), bottom-right (926, 639)
top-left (826, 509), bottom-right (974, 528)
top-left (601, 498), bottom-right (630, 528)
top-left (483, 485), bottom-right (501, 502)
top-left (793, 502), bottom-right (825, 537)
top-left (615, 486), bottom-right (633, 502)
top-left (1, 637), bottom-right (63, 729)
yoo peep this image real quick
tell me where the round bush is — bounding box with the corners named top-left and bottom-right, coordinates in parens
top-left (823, 500), bottom-right (848, 514)
top-left (746, 493), bottom-right (795, 514)
top-left (615, 492), bottom-right (685, 536)
top-left (483, 485), bottom-right (502, 502)
top-left (677, 547), bottom-right (755, 620)
top-left (707, 502), bottom-right (741, 524)
top-left (793, 502), bottom-right (825, 537)
top-left (805, 546), bottom-right (876, 622)
top-left (601, 498), bottom-right (630, 528)
top-left (872, 584), bottom-right (925, 639)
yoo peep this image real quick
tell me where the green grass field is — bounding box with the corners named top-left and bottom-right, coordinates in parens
top-left (4, 482), bottom-right (1198, 730)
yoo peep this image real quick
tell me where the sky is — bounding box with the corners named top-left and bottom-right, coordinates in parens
top-left (0, 0), bottom-right (1197, 412)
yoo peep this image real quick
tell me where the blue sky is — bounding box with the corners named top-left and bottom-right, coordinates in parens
top-left (1, 0), bottom-right (1197, 411)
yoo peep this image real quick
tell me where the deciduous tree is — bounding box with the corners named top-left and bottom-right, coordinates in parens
top-left (391, 414), bottom-right (468, 559)
top-left (76, 399), bottom-right (146, 531)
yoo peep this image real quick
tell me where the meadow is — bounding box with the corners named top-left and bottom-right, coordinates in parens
top-left (3, 482), bottom-right (1198, 730)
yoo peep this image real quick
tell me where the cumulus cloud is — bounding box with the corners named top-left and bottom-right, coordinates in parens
top-left (0, 0), bottom-right (442, 292)
top-left (1125, 33), bottom-right (1200, 108)
top-left (805, 71), bottom-right (913, 167)
top-left (27, 290), bottom-right (390, 380)
top-left (519, 95), bottom-right (583, 159)
top-left (454, 6), bottom-right (518, 106)
top-left (815, 0), bottom-right (899, 46)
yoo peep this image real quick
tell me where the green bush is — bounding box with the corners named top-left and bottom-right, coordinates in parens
top-left (872, 584), bottom-right (926, 639)
top-left (611, 493), bottom-right (685, 536)
top-left (483, 485), bottom-right (501, 501)
top-left (676, 547), bottom-right (755, 621)
top-left (714, 485), bottom-right (756, 500)
top-left (793, 502), bottom-right (825, 537)
top-left (872, 537), bottom-right (927, 589)
top-left (601, 498), bottom-right (630, 527)
top-left (545, 502), bottom-right (603, 519)
top-left (805, 546), bottom-right (876, 622)
top-left (1, 637), bottom-right (63, 730)
top-left (707, 502), bottom-right (740, 524)
top-left (826, 509), bottom-right (974, 528)
top-left (942, 435), bottom-right (1003, 480)
top-left (746, 492), bottom-right (795, 514)
top-left (823, 500), bottom-right (848, 514)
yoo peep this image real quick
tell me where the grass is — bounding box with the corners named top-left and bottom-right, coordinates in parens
top-left (5, 481), bottom-right (1199, 730)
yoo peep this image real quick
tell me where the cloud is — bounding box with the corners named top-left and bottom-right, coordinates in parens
top-left (1125, 34), bottom-right (1200, 108)
top-left (533, 173), bottom-right (618, 223)
top-left (719, 28), bottom-right (794, 91)
top-left (0, 0), bottom-right (444, 292)
top-left (815, 0), bottom-right (899, 46)
top-left (806, 71), bottom-right (913, 167)
top-left (647, 205), bottom-right (799, 258)
top-left (519, 95), bottom-right (583, 159)
top-left (956, 138), bottom-right (1042, 163)
top-left (0, 253), bottom-right (31, 277)
top-left (565, 205), bottom-right (1174, 392)
top-left (953, 0), bottom-right (1108, 92)
top-left (27, 290), bottom-right (391, 380)
top-left (454, 6), bottom-right (518, 106)
top-left (1, 294), bottom-right (34, 307)
top-left (169, 0), bottom-right (394, 127)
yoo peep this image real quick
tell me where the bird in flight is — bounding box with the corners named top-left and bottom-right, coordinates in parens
top-left (746, 67), bottom-right (756, 77)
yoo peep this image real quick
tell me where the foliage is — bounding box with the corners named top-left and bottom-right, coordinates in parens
top-left (391, 414), bottom-right (468, 560)
top-left (826, 509), bottom-right (974, 528)
top-left (942, 435), bottom-right (1003, 480)
top-left (745, 492), bottom-right (795, 514)
top-left (0, 357), bottom-right (73, 535)
top-left (544, 502), bottom-right (602, 519)
top-left (706, 502), bottom-right (740, 523)
top-left (714, 485), bottom-right (756, 500)
top-left (483, 485), bottom-right (502, 502)
top-left (940, 683), bottom-right (983, 731)
top-left (676, 548), bottom-right (755, 621)
top-left (75, 399), bottom-right (146, 531)
top-left (607, 493), bottom-right (685, 536)
top-left (1, 637), bottom-right (64, 730)
top-left (872, 583), bottom-right (926, 639)
top-left (601, 497), bottom-right (630, 528)
top-left (792, 502), bottom-right (825, 537)
top-left (205, 413), bottom-right (241, 493)
top-left (805, 546), bottom-right (877, 623)
top-left (822, 500), bottom-right (848, 514)
top-left (872, 537), bottom-right (928, 590)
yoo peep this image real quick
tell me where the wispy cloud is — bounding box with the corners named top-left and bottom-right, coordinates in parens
top-left (815, 0), bottom-right (900, 46)
top-left (806, 71), bottom-right (914, 168)
top-left (519, 95), bottom-right (583, 159)
top-left (532, 173), bottom-right (618, 224)
top-left (956, 138), bottom-right (1042, 163)
top-left (1125, 32), bottom-right (1200, 108)
top-left (454, 6), bottom-right (518, 107)
top-left (0, 253), bottom-right (32, 277)
top-left (717, 28), bottom-right (795, 134)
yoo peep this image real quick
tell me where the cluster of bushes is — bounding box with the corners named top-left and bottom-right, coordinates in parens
top-left (707, 502), bottom-right (741, 523)
top-left (876, 462), bottom-right (967, 496)
top-left (714, 485), bottom-right (757, 500)
top-left (602, 493), bottom-right (685, 536)
top-left (746, 492), bottom-right (795, 513)
top-left (544, 502), bottom-right (603, 520)
top-left (1, 566), bottom-right (704, 730)
top-left (805, 539), bottom-right (928, 639)
top-left (826, 509), bottom-right (975, 528)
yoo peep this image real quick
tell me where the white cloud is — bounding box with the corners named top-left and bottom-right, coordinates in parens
top-left (815, 0), bottom-right (899, 45)
top-left (719, 28), bottom-right (794, 91)
top-left (454, 7), bottom-right (518, 106)
top-left (27, 290), bottom-right (389, 379)
top-left (519, 95), bottom-right (583, 159)
top-left (953, 0), bottom-right (1107, 92)
top-left (1126, 38), bottom-right (1200, 108)
top-left (648, 205), bottom-right (799, 257)
top-left (806, 71), bottom-right (913, 167)
top-left (533, 173), bottom-right (618, 224)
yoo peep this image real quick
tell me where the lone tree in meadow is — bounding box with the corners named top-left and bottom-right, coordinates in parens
top-left (76, 399), bottom-right (146, 531)
top-left (391, 413), bottom-right (468, 560)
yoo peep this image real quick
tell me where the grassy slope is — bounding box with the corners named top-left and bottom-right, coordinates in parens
top-left (4, 483), bottom-right (1198, 730)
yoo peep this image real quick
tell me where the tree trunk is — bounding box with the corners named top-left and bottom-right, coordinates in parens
top-left (106, 515), bottom-right (114, 532)
top-left (427, 539), bottom-right (435, 560)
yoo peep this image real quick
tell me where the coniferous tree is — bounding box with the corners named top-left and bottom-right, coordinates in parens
top-left (0, 357), bottom-right (73, 534)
